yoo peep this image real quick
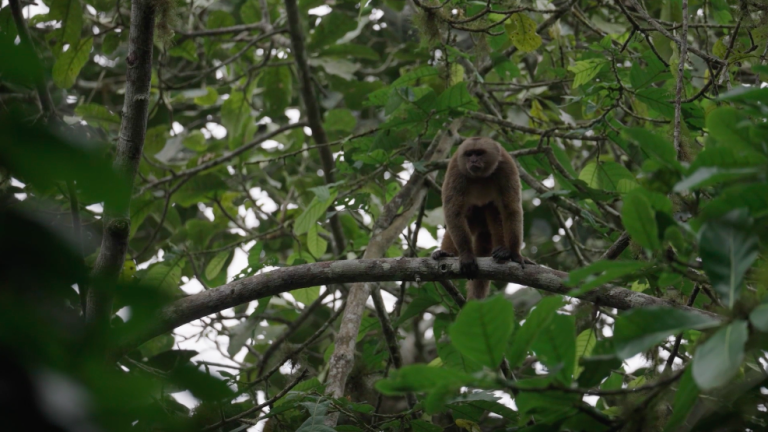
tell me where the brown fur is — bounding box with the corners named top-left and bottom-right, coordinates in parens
top-left (432, 137), bottom-right (529, 300)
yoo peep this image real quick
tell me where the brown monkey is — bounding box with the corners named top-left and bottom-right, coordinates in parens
top-left (432, 137), bottom-right (530, 300)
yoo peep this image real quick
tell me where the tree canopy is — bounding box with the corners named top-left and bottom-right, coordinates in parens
top-left (1, 0), bottom-right (767, 431)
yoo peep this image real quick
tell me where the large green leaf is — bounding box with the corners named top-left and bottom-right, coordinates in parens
top-left (636, 88), bottom-right (675, 118)
top-left (621, 191), bottom-right (660, 250)
top-left (504, 13), bottom-right (542, 53)
top-left (52, 37), bottom-right (93, 89)
top-left (50, 0), bottom-right (83, 47)
top-left (74, 103), bottom-right (119, 129)
top-left (622, 128), bottom-right (681, 170)
top-left (294, 192), bottom-right (338, 235)
top-left (531, 313), bottom-right (576, 384)
top-left (292, 286), bottom-right (320, 306)
top-left (613, 308), bottom-right (720, 359)
top-left (699, 209), bottom-right (760, 308)
top-left (673, 166), bottom-right (763, 192)
top-left (139, 260), bottom-right (184, 296)
top-left (449, 295), bottom-right (515, 369)
top-left (692, 320), bottom-right (748, 390)
top-left (262, 66), bottom-right (292, 115)
top-left (578, 161), bottom-right (636, 192)
top-left (707, 107), bottom-right (754, 150)
top-left (506, 296), bottom-right (563, 367)
top-left (375, 365), bottom-right (473, 394)
top-left (568, 59), bottom-right (608, 89)
top-left (664, 367), bottom-right (699, 431)
top-left (205, 251), bottom-right (230, 280)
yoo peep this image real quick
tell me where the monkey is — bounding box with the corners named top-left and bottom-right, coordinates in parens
top-left (432, 136), bottom-right (532, 300)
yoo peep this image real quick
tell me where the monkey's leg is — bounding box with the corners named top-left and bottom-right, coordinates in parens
top-left (467, 231), bottom-right (493, 300)
top-left (492, 199), bottom-right (527, 268)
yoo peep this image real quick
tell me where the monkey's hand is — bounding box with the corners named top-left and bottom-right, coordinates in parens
top-left (492, 246), bottom-right (527, 269)
top-left (431, 249), bottom-right (455, 260)
top-left (459, 254), bottom-right (479, 280)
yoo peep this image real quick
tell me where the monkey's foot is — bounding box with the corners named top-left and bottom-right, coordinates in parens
top-left (492, 246), bottom-right (527, 270)
top-left (431, 249), bottom-right (455, 260)
top-left (459, 256), bottom-right (479, 280)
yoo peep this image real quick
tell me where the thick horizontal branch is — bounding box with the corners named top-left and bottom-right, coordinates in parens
top-left (111, 257), bottom-right (720, 359)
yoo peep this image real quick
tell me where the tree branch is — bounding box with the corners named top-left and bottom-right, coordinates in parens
top-left (284, 0), bottom-right (346, 256)
top-left (110, 257), bottom-right (722, 360)
top-left (87, 0), bottom-right (155, 335)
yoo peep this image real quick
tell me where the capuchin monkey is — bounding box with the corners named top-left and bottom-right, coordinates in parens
top-left (432, 137), bottom-right (533, 300)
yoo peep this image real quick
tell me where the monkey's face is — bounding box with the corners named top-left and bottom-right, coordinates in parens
top-left (461, 148), bottom-right (499, 177)
top-left (457, 137), bottom-right (501, 178)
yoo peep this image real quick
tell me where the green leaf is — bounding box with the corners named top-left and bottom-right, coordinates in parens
top-left (205, 251), bottom-right (229, 280)
top-left (394, 295), bottom-right (439, 328)
top-left (568, 59), bottom-right (608, 89)
top-left (52, 37), bottom-right (93, 89)
top-left (375, 365), bottom-right (473, 394)
top-left (699, 209), bottom-right (760, 308)
top-left (391, 66), bottom-right (439, 87)
top-left (504, 13), bottom-right (542, 53)
top-left (623, 128), bottom-right (681, 170)
top-left (74, 103), bottom-right (119, 129)
top-left (565, 260), bottom-right (649, 296)
top-left (138, 333), bottom-right (174, 358)
top-left (449, 295), bottom-right (515, 369)
top-left (506, 296), bottom-right (563, 367)
top-left (173, 173), bottom-right (228, 207)
top-left (706, 107), bottom-right (754, 150)
top-left (324, 108), bottom-right (356, 132)
top-left (613, 307), bottom-right (720, 359)
top-left (261, 66), bottom-right (292, 115)
top-left (193, 87), bottom-right (219, 106)
top-left (306, 224), bottom-right (328, 257)
top-left (168, 39), bottom-right (199, 62)
top-left (664, 367), bottom-right (699, 431)
top-left (435, 82), bottom-right (479, 112)
top-left (437, 341), bottom-right (483, 374)
top-left (292, 286), bottom-right (320, 306)
top-left (221, 91), bottom-right (251, 149)
top-left (143, 125), bottom-right (169, 157)
top-left (636, 88), bottom-right (675, 118)
top-left (50, 0), bottom-right (83, 47)
top-left (574, 329), bottom-right (597, 377)
top-left (531, 314), bottom-right (576, 384)
top-left (102, 33), bottom-right (120, 55)
top-left (308, 11), bottom-right (357, 49)
top-left (692, 320), bottom-right (748, 390)
top-left (206, 10), bottom-right (235, 29)
top-left (239, 0), bottom-right (261, 24)
top-left (139, 261), bottom-right (184, 296)
top-left (630, 51), bottom-right (668, 89)
top-left (293, 192), bottom-right (337, 235)
top-left (182, 130), bottom-right (207, 152)
top-left (621, 191), bottom-right (660, 250)
top-left (749, 304), bottom-right (768, 332)
top-left (578, 161), bottom-right (636, 192)
top-left (673, 167), bottom-right (763, 192)
top-left (717, 85), bottom-right (768, 104)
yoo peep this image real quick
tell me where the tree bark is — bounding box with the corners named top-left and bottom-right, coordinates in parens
top-left (109, 255), bottom-right (721, 360)
top-left (87, 0), bottom-right (155, 332)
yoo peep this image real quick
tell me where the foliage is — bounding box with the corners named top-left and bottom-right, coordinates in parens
top-left (1, 0), bottom-right (767, 431)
